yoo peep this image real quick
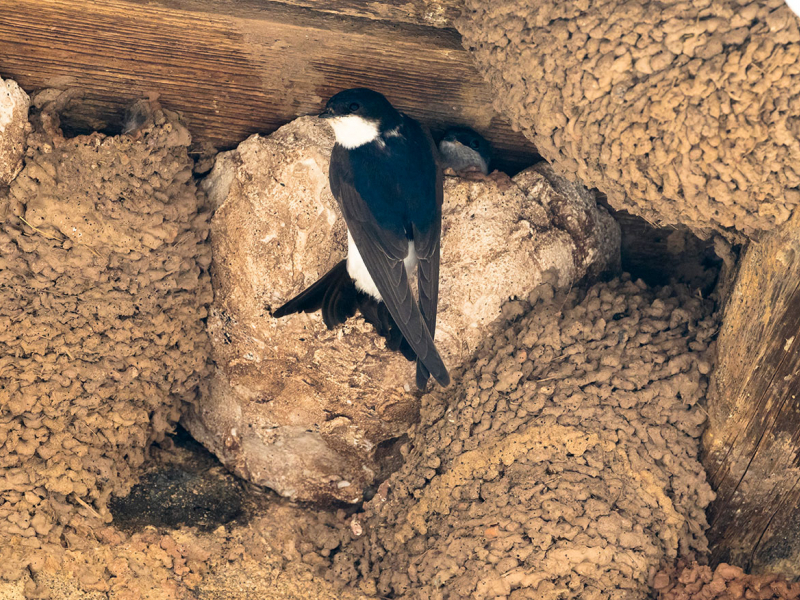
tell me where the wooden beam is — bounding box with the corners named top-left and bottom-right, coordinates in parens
top-left (704, 212), bottom-right (800, 576)
top-left (0, 0), bottom-right (538, 174)
top-left (237, 0), bottom-right (462, 28)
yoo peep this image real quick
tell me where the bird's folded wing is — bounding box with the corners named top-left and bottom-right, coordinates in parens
top-left (412, 221), bottom-right (440, 386)
top-left (336, 178), bottom-right (450, 387)
top-left (412, 133), bottom-right (444, 386)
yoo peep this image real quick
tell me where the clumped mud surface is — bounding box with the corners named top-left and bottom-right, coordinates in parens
top-left (2, 84), bottom-right (795, 600)
top-left (0, 433), bottom-right (371, 600)
top-left (332, 276), bottom-right (717, 599)
top-left (654, 561), bottom-right (800, 599)
top-left (457, 0), bottom-right (800, 240)
top-left (0, 272), bottom-right (724, 600)
top-left (0, 95), bottom-right (212, 574)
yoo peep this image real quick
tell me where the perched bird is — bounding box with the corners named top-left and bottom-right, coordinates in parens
top-left (273, 88), bottom-right (450, 389)
top-left (438, 126), bottom-right (493, 175)
top-left (122, 101), bottom-right (153, 135)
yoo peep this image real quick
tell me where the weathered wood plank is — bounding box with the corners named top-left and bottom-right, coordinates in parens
top-left (0, 0), bottom-right (537, 173)
top-left (704, 212), bottom-right (800, 576)
top-left (248, 0), bottom-right (462, 28)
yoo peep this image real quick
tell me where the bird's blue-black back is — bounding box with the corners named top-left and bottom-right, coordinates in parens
top-left (337, 114), bottom-right (439, 241)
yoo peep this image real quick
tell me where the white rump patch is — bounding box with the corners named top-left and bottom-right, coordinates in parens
top-left (404, 240), bottom-right (417, 273)
top-left (329, 115), bottom-right (380, 149)
top-left (347, 231), bottom-right (417, 301)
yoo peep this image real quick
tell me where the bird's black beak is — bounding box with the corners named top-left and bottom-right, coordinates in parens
top-left (318, 108), bottom-right (334, 119)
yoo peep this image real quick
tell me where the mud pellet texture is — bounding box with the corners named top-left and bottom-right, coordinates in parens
top-left (457, 0), bottom-right (800, 241)
top-left (333, 276), bottom-right (718, 599)
top-left (0, 99), bottom-right (212, 576)
top-left (655, 561), bottom-right (800, 599)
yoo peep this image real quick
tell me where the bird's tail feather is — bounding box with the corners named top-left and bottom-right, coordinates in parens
top-left (273, 262), bottom-right (419, 364)
top-left (416, 361), bottom-right (431, 389)
top-left (273, 260), bottom-right (357, 329)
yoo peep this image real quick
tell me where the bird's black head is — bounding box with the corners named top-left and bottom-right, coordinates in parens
top-left (442, 126), bottom-right (493, 164)
top-left (319, 89), bottom-right (402, 149)
top-left (319, 88), bottom-right (398, 122)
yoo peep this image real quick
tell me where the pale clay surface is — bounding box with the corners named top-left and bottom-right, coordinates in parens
top-left (0, 78), bottom-right (30, 185)
top-left (184, 116), bottom-right (620, 503)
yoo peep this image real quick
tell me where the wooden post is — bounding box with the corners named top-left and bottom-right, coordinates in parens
top-left (0, 0), bottom-right (538, 173)
top-left (704, 212), bottom-right (800, 576)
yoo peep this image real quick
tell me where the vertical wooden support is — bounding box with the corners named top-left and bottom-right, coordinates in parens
top-left (704, 213), bottom-right (800, 575)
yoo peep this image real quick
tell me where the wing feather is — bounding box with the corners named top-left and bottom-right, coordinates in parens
top-left (336, 179), bottom-right (449, 386)
top-left (329, 123), bottom-right (449, 388)
top-left (412, 129), bottom-right (445, 386)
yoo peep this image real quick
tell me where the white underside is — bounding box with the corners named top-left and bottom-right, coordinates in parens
top-left (347, 231), bottom-right (417, 301)
top-left (329, 116), bottom-right (381, 149)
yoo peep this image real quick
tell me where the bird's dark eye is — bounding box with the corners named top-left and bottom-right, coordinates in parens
top-left (469, 139), bottom-right (480, 149)
top-left (348, 102), bottom-right (360, 112)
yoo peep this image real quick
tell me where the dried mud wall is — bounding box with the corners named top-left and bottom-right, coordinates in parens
top-left (0, 437), bottom-right (372, 600)
top-left (655, 561), bottom-right (800, 599)
top-left (333, 276), bottom-right (717, 600)
top-left (457, 0), bottom-right (800, 240)
top-left (0, 92), bottom-right (212, 572)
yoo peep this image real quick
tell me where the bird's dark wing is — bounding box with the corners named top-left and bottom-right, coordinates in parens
top-left (273, 260), bottom-right (358, 329)
top-left (332, 150), bottom-right (449, 387)
top-left (412, 126), bottom-right (445, 387)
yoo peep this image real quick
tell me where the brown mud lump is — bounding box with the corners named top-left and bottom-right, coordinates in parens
top-left (0, 94), bottom-right (212, 574)
top-left (332, 276), bottom-right (717, 599)
top-left (184, 116), bottom-right (620, 504)
top-left (0, 77), bottom-right (30, 186)
top-left (654, 560), bottom-right (800, 599)
top-left (457, 0), bottom-right (800, 240)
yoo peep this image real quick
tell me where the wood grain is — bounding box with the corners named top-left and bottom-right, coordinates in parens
top-left (0, 0), bottom-right (537, 173)
top-left (250, 0), bottom-right (463, 27)
top-left (704, 212), bottom-right (800, 576)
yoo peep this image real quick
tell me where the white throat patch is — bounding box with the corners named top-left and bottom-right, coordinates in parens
top-left (329, 115), bottom-right (380, 149)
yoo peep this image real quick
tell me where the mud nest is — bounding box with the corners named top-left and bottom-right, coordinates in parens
top-left (332, 275), bottom-right (717, 599)
top-left (186, 117), bottom-right (619, 504)
top-left (457, 0), bottom-right (800, 240)
top-left (0, 97), bottom-right (212, 574)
